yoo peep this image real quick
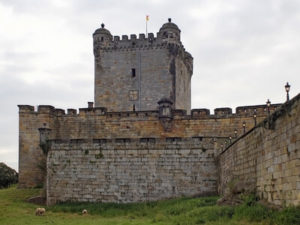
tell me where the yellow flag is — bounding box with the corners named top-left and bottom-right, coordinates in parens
top-left (146, 15), bottom-right (149, 21)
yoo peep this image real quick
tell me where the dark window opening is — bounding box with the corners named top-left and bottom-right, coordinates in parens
top-left (133, 104), bottom-right (136, 111)
top-left (101, 37), bottom-right (104, 41)
top-left (140, 138), bottom-right (156, 143)
top-left (131, 68), bottom-right (136, 77)
top-left (166, 137), bottom-right (182, 142)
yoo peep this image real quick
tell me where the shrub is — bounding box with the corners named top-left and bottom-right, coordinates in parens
top-left (274, 206), bottom-right (300, 225)
top-left (0, 162), bottom-right (18, 188)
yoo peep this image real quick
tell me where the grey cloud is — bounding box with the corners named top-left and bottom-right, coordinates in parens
top-left (0, 0), bottom-right (53, 14)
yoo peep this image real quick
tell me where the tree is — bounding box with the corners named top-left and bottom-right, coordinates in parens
top-left (0, 162), bottom-right (18, 188)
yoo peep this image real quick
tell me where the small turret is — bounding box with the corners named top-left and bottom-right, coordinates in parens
top-left (158, 98), bottom-right (174, 131)
top-left (93, 23), bottom-right (113, 56)
top-left (158, 18), bottom-right (181, 43)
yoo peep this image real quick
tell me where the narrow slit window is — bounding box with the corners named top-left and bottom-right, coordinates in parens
top-left (133, 104), bottom-right (136, 111)
top-left (131, 68), bottom-right (136, 77)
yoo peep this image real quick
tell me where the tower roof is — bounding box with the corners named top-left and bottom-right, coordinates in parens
top-left (93, 23), bottom-right (112, 36)
top-left (159, 18), bottom-right (181, 32)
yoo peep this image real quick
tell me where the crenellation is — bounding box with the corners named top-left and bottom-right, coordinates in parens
top-left (214, 108), bottom-right (232, 116)
top-left (18, 104), bottom-right (284, 120)
top-left (67, 109), bottom-right (77, 115)
top-left (130, 34), bottom-right (137, 39)
top-left (18, 105), bottom-right (34, 113)
top-left (78, 108), bottom-right (89, 116)
top-left (191, 109), bottom-right (210, 117)
top-left (99, 42), bottom-right (155, 51)
top-left (236, 104), bottom-right (281, 116)
top-left (38, 105), bottom-right (55, 114)
top-left (139, 33), bottom-right (145, 39)
top-left (122, 35), bottom-right (128, 40)
top-left (113, 35), bottom-right (120, 41)
top-left (148, 33), bottom-right (155, 39)
top-left (55, 109), bottom-right (65, 116)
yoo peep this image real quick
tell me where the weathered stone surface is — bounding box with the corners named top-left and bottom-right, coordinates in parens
top-left (218, 94), bottom-right (300, 207)
top-left (93, 20), bottom-right (192, 113)
top-left (46, 138), bottom-right (217, 205)
top-left (18, 103), bottom-right (278, 189)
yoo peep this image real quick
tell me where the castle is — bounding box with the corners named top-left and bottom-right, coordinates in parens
top-left (18, 19), bottom-right (300, 206)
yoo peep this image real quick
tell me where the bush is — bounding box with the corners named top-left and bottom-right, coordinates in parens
top-left (234, 203), bottom-right (272, 222)
top-left (274, 206), bottom-right (300, 225)
top-left (233, 194), bottom-right (272, 222)
top-left (0, 162), bottom-right (18, 188)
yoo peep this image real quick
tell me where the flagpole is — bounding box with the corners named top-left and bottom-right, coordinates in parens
top-left (146, 21), bottom-right (148, 38)
top-left (146, 15), bottom-right (149, 38)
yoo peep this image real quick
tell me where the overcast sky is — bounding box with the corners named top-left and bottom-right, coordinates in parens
top-left (0, 0), bottom-right (299, 171)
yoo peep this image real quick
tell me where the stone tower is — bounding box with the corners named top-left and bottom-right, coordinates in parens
top-left (93, 19), bottom-right (193, 113)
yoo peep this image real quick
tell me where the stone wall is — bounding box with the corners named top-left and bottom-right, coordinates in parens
top-left (94, 44), bottom-right (192, 113)
top-left (46, 138), bottom-right (217, 205)
top-left (18, 103), bottom-right (279, 188)
top-left (18, 105), bottom-right (56, 188)
top-left (218, 94), bottom-right (300, 206)
top-left (174, 51), bottom-right (192, 113)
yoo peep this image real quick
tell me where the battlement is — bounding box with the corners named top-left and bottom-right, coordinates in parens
top-left (214, 108), bottom-right (232, 116)
top-left (235, 104), bottom-right (281, 116)
top-left (112, 32), bottom-right (155, 42)
top-left (18, 103), bottom-right (282, 120)
top-left (96, 31), bottom-right (155, 43)
top-left (18, 105), bottom-right (34, 113)
top-left (93, 20), bottom-right (188, 54)
top-left (191, 109), bottom-right (210, 117)
top-left (94, 36), bottom-right (186, 53)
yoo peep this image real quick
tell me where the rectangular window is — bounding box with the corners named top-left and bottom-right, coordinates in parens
top-left (131, 68), bottom-right (136, 77)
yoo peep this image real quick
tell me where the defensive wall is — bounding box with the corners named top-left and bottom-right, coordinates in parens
top-left (18, 103), bottom-right (279, 193)
top-left (46, 138), bottom-right (218, 205)
top-left (218, 93), bottom-right (300, 206)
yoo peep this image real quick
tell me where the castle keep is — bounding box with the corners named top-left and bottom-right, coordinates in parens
top-left (93, 19), bottom-right (192, 112)
top-left (18, 19), bottom-right (300, 206)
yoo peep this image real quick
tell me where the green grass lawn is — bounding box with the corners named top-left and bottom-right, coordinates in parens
top-left (0, 186), bottom-right (299, 225)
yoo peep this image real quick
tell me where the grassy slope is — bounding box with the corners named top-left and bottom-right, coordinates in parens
top-left (0, 186), bottom-right (299, 225)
